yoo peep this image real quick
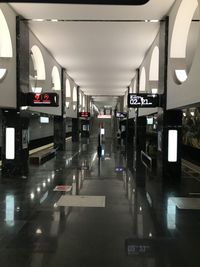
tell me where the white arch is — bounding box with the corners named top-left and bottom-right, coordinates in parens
top-left (31, 45), bottom-right (46, 80)
top-left (66, 79), bottom-right (71, 97)
top-left (149, 46), bottom-right (159, 81)
top-left (79, 92), bottom-right (82, 105)
top-left (170, 0), bottom-right (198, 58)
top-left (52, 66), bottom-right (61, 91)
top-left (83, 95), bottom-right (85, 108)
top-left (133, 79), bottom-right (137, 93)
top-left (0, 9), bottom-right (13, 58)
top-left (139, 67), bottom-right (146, 92)
top-left (73, 86), bottom-right (77, 102)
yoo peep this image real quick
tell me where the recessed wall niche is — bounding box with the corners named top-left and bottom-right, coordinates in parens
top-left (170, 0), bottom-right (200, 84)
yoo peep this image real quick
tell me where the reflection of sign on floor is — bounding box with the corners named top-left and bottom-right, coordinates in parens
top-left (53, 185), bottom-right (72, 192)
top-left (125, 239), bottom-right (155, 257)
top-left (115, 167), bottom-right (125, 172)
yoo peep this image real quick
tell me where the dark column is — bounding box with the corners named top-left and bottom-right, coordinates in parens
top-left (72, 118), bottom-right (79, 142)
top-left (126, 118), bottom-right (135, 171)
top-left (81, 119), bottom-right (90, 138)
top-left (134, 116), bottom-right (146, 186)
top-left (2, 110), bottom-right (29, 177)
top-left (54, 68), bottom-right (66, 151)
top-left (54, 116), bottom-right (66, 151)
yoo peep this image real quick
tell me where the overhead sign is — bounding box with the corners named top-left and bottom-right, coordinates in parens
top-left (98, 115), bottom-right (112, 119)
top-left (26, 92), bottom-right (59, 107)
top-left (115, 111), bottom-right (127, 119)
top-left (79, 112), bottom-right (90, 118)
top-left (128, 94), bottom-right (159, 108)
top-left (6, 0), bottom-right (149, 5)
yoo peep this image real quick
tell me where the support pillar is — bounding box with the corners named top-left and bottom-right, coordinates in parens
top-left (2, 110), bottom-right (29, 177)
top-left (72, 118), bottom-right (79, 142)
top-left (134, 116), bottom-right (146, 186)
top-left (54, 116), bottom-right (66, 151)
top-left (126, 118), bottom-right (135, 171)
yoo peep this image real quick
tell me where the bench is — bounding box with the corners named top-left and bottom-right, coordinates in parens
top-left (29, 147), bottom-right (57, 164)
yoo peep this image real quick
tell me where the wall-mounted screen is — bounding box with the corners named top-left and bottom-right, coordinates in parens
top-left (128, 94), bottom-right (159, 108)
top-left (40, 117), bottom-right (49, 123)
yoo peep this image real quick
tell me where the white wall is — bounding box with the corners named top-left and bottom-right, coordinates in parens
top-left (0, 4), bottom-right (16, 108)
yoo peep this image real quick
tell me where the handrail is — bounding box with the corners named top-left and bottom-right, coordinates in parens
top-left (141, 150), bottom-right (152, 171)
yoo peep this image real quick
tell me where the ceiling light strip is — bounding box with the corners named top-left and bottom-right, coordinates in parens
top-left (26, 19), bottom-right (164, 23)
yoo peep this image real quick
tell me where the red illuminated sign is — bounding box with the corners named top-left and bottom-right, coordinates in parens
top-left (26, 92), bottom-right (59, 107)
top-left (79, 112), bottom-right (90, 118)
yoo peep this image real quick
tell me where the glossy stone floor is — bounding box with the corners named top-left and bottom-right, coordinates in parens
top-left (0, 137), bottom-right (200, 267)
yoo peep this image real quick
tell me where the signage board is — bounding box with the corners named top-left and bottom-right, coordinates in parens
top-left (26, 92), bottom-right (59, 107)
top-left (115, 111), bottom-right (127, 119)
top-left (79, 112), bottom-right (90, 118)
top-left (125, 238), bottom-right (155, 257)
top-left (98, 115), bottom-right (112, 119)
top-left (6, 0), bottom-right (149, 5)
top-left (128, 94), bottom-right (159, 108)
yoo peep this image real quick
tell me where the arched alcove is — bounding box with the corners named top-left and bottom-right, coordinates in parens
top-left (149, 46), bottom-right (159, 93)
top-left (170, 0), bottom-right (199, 84)
top-left (30, 45), bottom-right (46, 80)
top-left (65, 78), bottom-right (71, 108)
top-left (52, 66), bottom-right (61, 91)
top-left (0, 9), bottom-right (13, 81)
top-left (139, 67), bottom-right (146, 92)
top-left (0, 9), bottom-right (13, 58)
top-left (133, 79), bottom-right (137, 93)
top-left (66, 79), bottom-right (71, 97)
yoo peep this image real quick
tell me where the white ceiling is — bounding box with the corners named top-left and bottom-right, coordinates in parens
top-left (10, 0), bottom-right (175, 108)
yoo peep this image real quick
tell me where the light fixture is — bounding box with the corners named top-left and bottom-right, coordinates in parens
top-left (151, 88), bottom-right (158, 94)
top-left (183, 112), bottom-right (186, 117)
top-left (66, 102), bottom-right (70, 109)
top-left (6, 128), bottom-right (15, 160)
top-left (0, 68), bottom-right (7, 80)
top-left (51, 19), bottom-right (58, 22)
top-left (32, 87), bottom-right (42, 93)
top-left (36, 228), bottom-right (42, 234)
top-left (175, 69), bottom-right (188, 83)
top-left (37, 187), bottom-right (41, 193)
top-left (30, 192), bottom-right (35, 200)
top-left (73, 104), bottom-right (76, 111)
top-left (190, 111), bottom-right (195, 116)
top-left (168, 130), bottom-right (178, 162)
top-left (20, 106), bottom-right (28, 110)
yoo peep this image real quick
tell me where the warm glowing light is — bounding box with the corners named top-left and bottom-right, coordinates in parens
top-left (168, 130), bottom-right (178, 162)
top-left (6, 128), bottom-right (15, 160)
top-left (0, 68), bottom-right (7, 80)
top-left (175, 69), bottom-right (188, 83)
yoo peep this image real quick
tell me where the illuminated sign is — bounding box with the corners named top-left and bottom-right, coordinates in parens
top-left (97, 115), bottom-right (112, 119)
top-left (115, 111), bottom-right (127, 118)
top-left (79, 112), bottom-right (90, 118)
top-left (128, 94), bottom-right (159, 108)
top-left (6, 0), bottom-right (149, 5)
top-left (125, 239), bottom-right (155, 256)
top-left (26, 92), bottom-right (59, 107)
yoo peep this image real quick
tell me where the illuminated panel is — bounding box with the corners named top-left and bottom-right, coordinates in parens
top-left (168, 130), bottom-right (178, 162)
top-left (6, 128), bottom-right (15, 160)
top-left (98, 115), bottom-right (112, 119)
top-left (40, 117), bottom-right (49, 123)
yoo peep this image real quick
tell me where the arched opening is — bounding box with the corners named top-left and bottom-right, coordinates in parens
top-left (0, 9), bottom-right (13, 81)
top-left (52, 66), bottom-right (61, 91)
top-left (170, 0), bottom-right (199, 84)
top-left (65, 79), bottom-right (71, 108)
top-left (149, 46), bottom-right (159, 93)
top-left (139, 67), bottom-right (146, 92)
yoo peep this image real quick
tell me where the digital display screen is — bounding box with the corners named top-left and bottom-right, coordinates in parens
top-left (128, 94), bottom-right (159, 108)
top-left (79, 112), bottom-right (90, 118)
top-left (26, 92), bottom-right (59, 107)
top-left (115, 112), bottom-right (127, 118)
top-left (40, 117), bottom-right (49, 123)
top-left (147, 117), bottom-right (153, 125)
top-left (125, 239), bottom-right (155, 257)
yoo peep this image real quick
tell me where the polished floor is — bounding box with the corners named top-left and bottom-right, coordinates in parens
top-left (0, 136), bottom-right (200, 267)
